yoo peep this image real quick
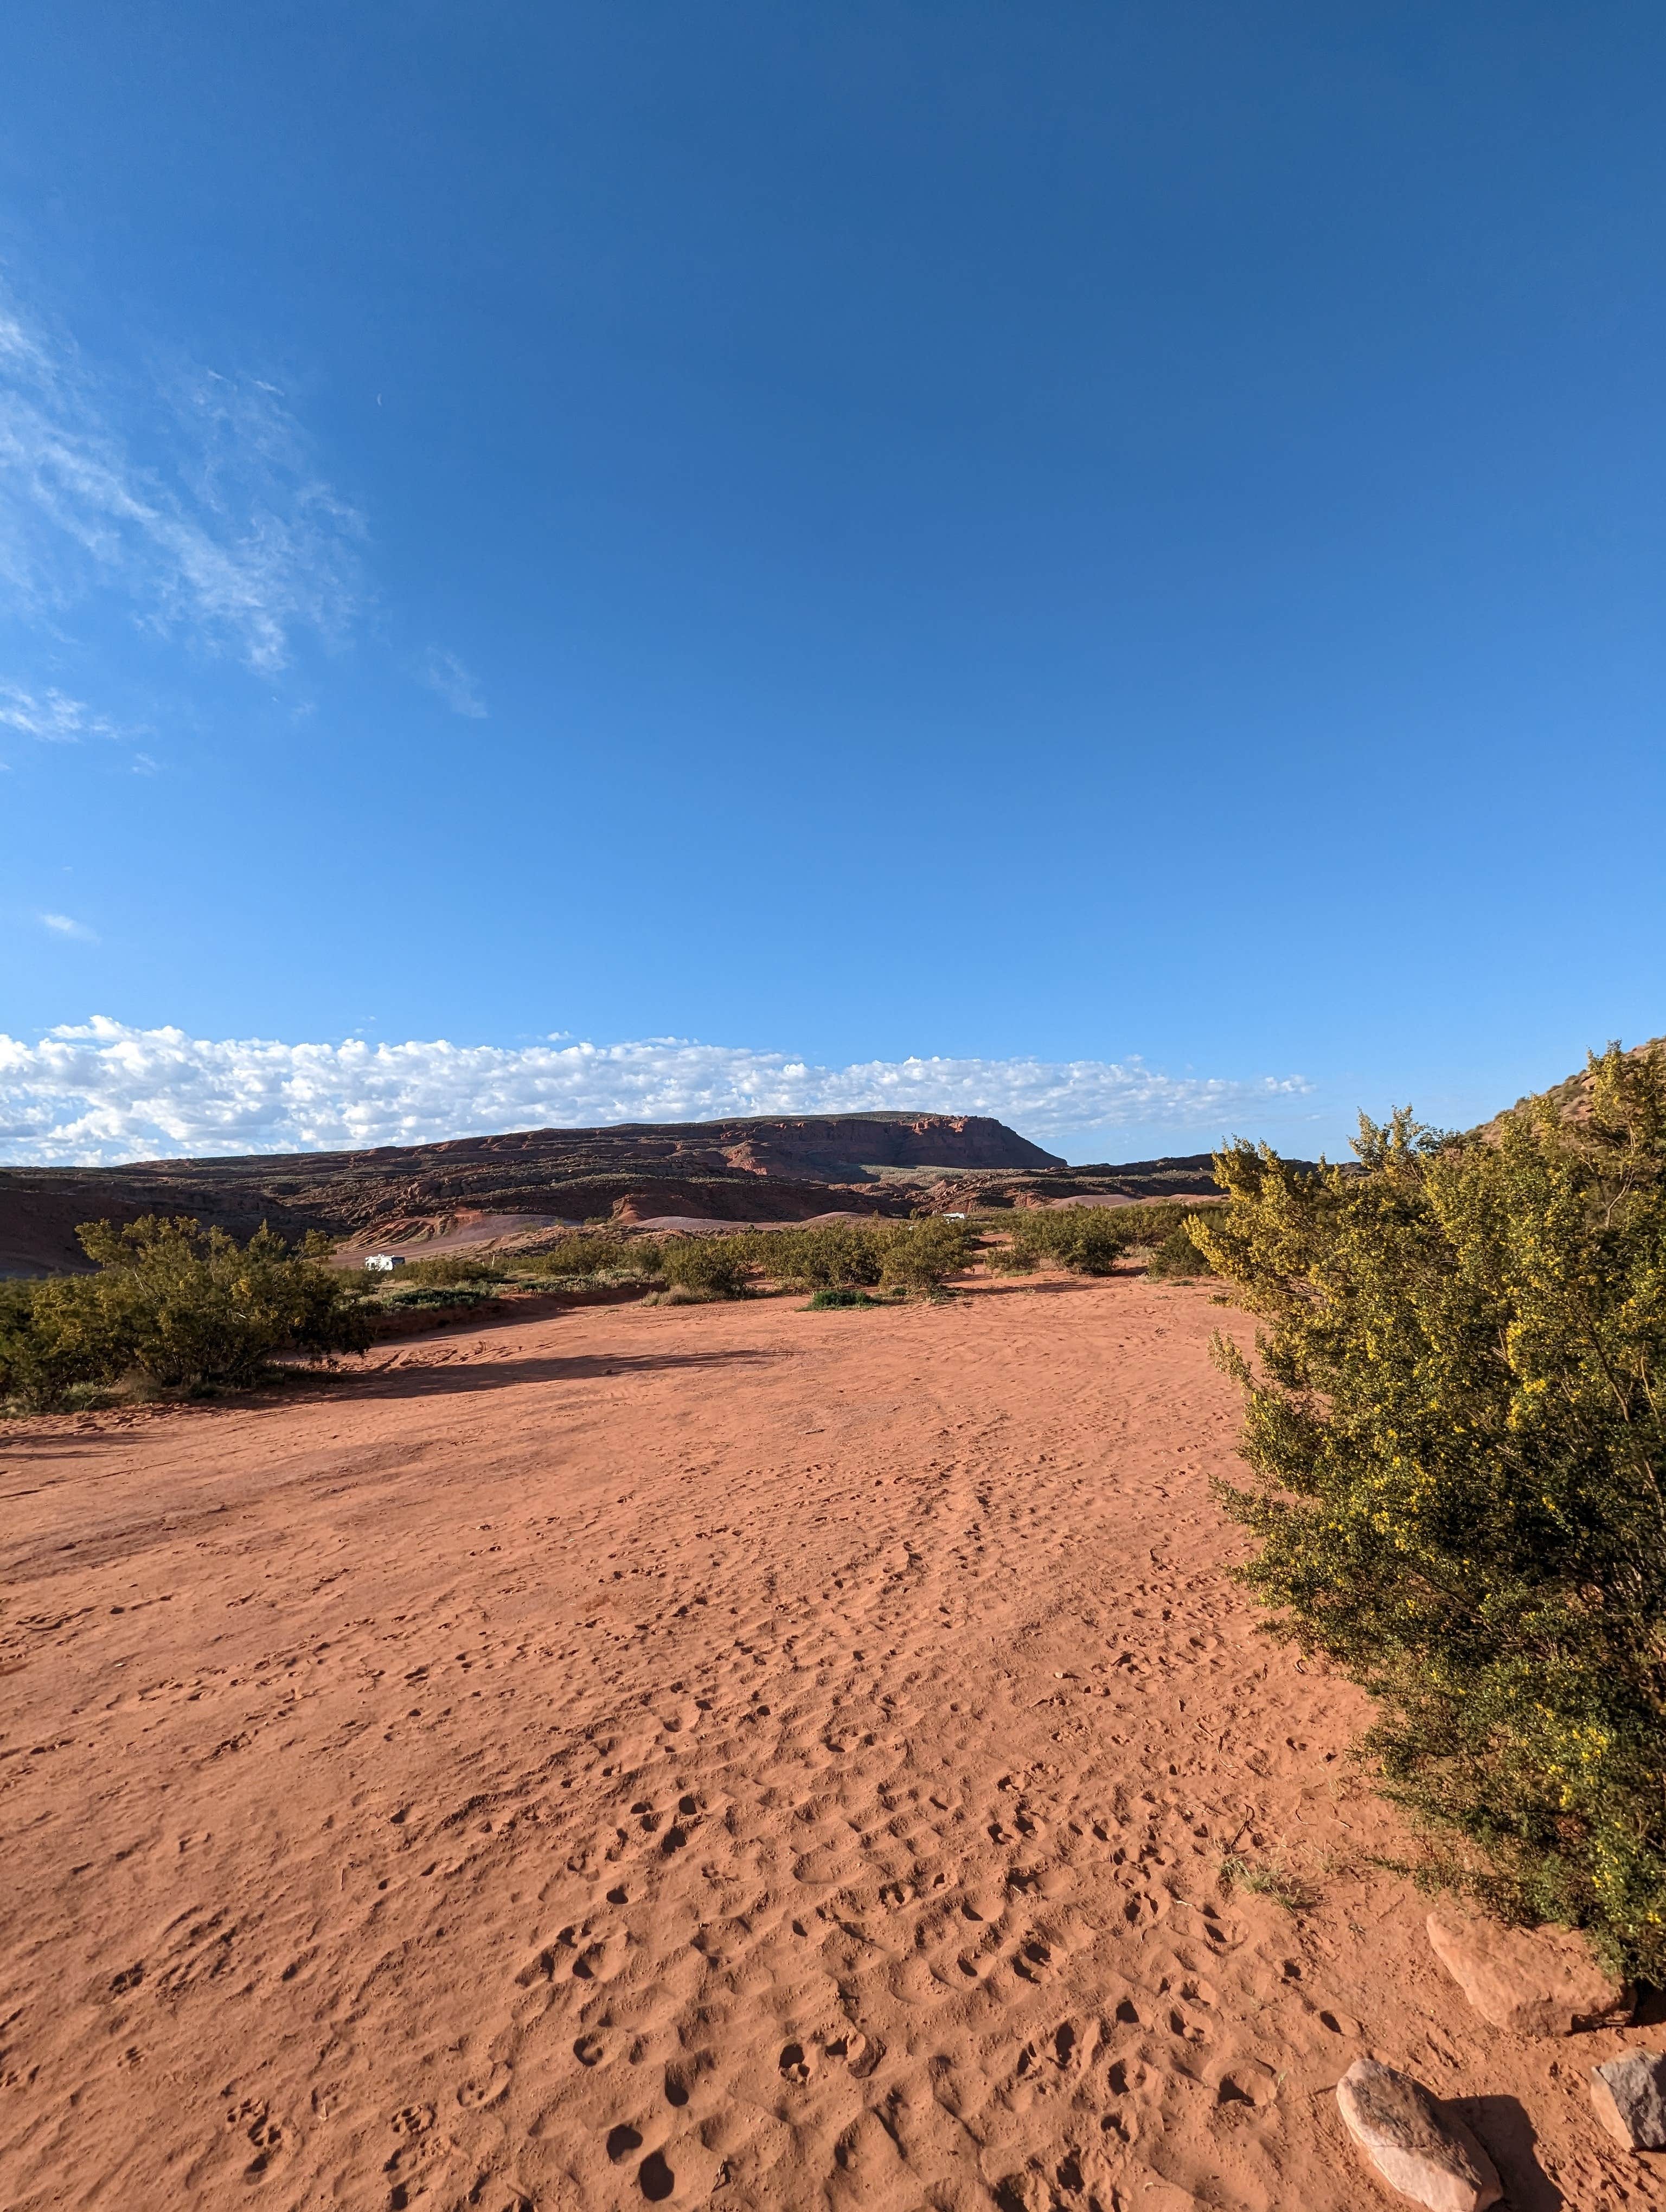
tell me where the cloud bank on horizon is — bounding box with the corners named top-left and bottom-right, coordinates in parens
top-left (0, 1018), bottom-right (1310, 1166)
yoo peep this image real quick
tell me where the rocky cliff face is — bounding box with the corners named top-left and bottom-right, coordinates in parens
top-left (0, 1112), bottom-right (1066, 1275)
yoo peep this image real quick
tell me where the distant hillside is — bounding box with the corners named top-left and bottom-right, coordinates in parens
top-left (0, 1112), bottom-right (1066, 1276)
top-left (1483, 1034), bottom-right (1664, 1137)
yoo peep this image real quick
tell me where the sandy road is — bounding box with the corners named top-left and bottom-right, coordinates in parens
top-left (0, 1277), bottom-right (1655, 2209)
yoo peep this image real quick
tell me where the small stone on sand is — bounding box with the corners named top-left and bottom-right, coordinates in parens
top-left (1425, 1905), bottom-right (1632, 2035)
top-left (1335, 2056), bottom-right (1502, 2212)
top-left (1590, 2049), bottom-right (1666, 2150)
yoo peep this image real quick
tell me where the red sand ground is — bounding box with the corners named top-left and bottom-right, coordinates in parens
top-left (1, 1278), bottom-right (1659, 2210)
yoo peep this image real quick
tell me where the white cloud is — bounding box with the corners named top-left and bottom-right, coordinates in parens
top-left (0, 1016), bottom-right (1309, 1166)
top-left (420, 648), bottom-right (487, 718)
top-left (37, 914), bottom-right (98, 942)
top-left (0, 288), bottom-right (365, 672)
top-left (0, 681), bottom-right (126, 742)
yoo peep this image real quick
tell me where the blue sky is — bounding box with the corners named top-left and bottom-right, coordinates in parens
top-left (2, 3), bottom-right (1663, 1163)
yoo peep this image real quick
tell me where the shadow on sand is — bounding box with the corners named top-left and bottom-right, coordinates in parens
top-left (341, 1345), bottom-right (791, 1401)
top-left (1463, 2094), bottom-right (1562, 2212)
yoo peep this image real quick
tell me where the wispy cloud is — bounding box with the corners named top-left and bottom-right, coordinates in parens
top-left (0, 679), bottom-right (131, 744)
top-left (0, 1017), bottom-right (1309, 1165)
top-left (37, 913), bottom-right (98, 942)
top-left (421, 648), bottom-right (487, 718)
top-left (0, 287), bottom-right (366, 673)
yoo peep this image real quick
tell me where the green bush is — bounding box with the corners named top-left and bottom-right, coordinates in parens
top-left (0, 1282), bottom-right (36, 1400)
top-left (1053, 1213), bottom-right (1133, 1274)
top-left (983, 1241), bottom-right (1039, 1275)
top-left (659, 1236), bottom-right (751, 1299)
top-left (1, 1272), bottom-right (134, 1409)
top-left (2, 1216), bottom-right (370, 1410)
top-left (1003, 1200), bottom-right (1216, 1275)
top-left (806, 1285), bottom-right (883, 1309)
top-left (764, 1223), bottom-right (886, 1290)
top-left (518, 1234), bottom-right (662, 1281)
top-left (1196, 1044), bottom-right (1666, 1979)
top-left (393, 1252), bottom-right (508, 1287)
top-left (878, 1216), bottom-right (973, 1296)
top-left (1145, 1222), bottom-right (1219, 1279)
top-left (370, 1281), bottom-right (504, 1311)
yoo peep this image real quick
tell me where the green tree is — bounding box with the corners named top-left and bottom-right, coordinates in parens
top-left (1195, 1045), bottom-right (1666, 1976)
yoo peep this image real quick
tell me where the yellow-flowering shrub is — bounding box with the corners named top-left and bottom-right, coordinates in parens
top-left (1196, 1044), bottom-right (1666, 1975)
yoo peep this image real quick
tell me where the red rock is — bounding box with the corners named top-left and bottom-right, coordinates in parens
top-left (1426, 1905), bottom-right (1633, 2035)
top-left (1335, 2057), bottom-right (1502, 2211)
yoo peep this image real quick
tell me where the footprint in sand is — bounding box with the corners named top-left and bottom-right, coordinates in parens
top-left (1012, 1933), bottom-right (1058, 1983)
top-left (226, 2097), bottom-right (287, 2179)
top-left (457, 2063), bottom-right (511, 2108)
top-left (823, 2029), bottom-right (879, 2078)
top-left (572, 1929), bottom-right (627, 1982)
top-left (637, 2150), bottom-right (675, 2201)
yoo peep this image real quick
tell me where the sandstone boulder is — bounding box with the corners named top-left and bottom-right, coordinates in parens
top-left (1426, 1905), bottom-right (1633, 2035)
top-left (1335, 2057), bottom-right (1502, 2211)
top-left (1590, 2049), bottom-right (1666, 2150)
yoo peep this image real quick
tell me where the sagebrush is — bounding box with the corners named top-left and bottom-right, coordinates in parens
top-left (1195, 1044), bottom-right (1666, 1978)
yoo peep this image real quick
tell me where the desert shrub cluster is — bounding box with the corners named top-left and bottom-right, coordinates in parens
top-left (617, 1217), bottom-right (978, 1304)
top-left (0, 1216), bottom-right (369, 1410)
top-left (752, 1216), bottom-right (973, 1298)
top-left (368, 1237), bottom-right (670, 1307)
top-left (391, 1252), bottom-right (508, 1288)
top-left (362, 1217), bottom-right (981, 1309)
top-left (763, 1223), bottom-right (887, 1291)
top-left (1196, 1044), bottom-right (1666, 1979)
top-left (1145, 1220), bottom-right (1218, 1279)
top-left (875, 1215), bottom-right (974, 1295)
top-left (659, 1237), bottom-right (751, 1300)
top-left (986, 1200), bottom-right (1218, 1277)
top-left (516, 1234), bottom-right (664, 1283)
